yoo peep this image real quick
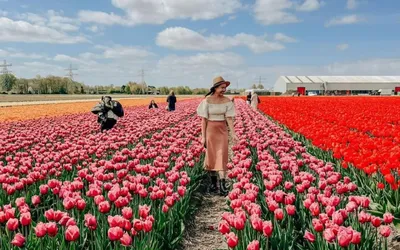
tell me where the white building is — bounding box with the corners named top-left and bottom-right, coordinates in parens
top-left (274, 76), bottom-right (400, 95)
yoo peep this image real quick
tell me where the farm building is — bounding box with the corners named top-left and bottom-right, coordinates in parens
top-left (274, 76), bottom-right (400, 95)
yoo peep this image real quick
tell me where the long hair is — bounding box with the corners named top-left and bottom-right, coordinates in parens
top-left (169, 90), bottom-right (175, 96)
top-left (205, 86), bottom-right (216, 97)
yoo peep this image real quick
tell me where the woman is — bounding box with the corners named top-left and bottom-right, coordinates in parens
top-left (250, 90), bottom-right (260, 110)
top-left (246, 92), bottom-right (252, 105)
top-left (166, 90), bottom-right (177, 111)
top-left (148, 100), bottom-right (158, 109)
top-left (196, 76), bottom-right (238, 196)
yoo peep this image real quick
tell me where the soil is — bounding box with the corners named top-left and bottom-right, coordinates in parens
top-left (181, 134), bottom-right (235, 250)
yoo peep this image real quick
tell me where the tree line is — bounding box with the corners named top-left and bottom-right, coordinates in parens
top-left (0, 74), bottom-right (247, 95)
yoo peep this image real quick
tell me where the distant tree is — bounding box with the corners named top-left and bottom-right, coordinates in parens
top-left (14, 78), bottom-right (29, 94)
top-left (125, 85), bottom-right (131, 94)
top-left (158, 86), bottom-right (170, 95)
top-left (257, 84), bottom-right (264, 89)
top-left (251, 84), bottom-right (257, 89)
top-left (0, 74), bottom-right (17, 92)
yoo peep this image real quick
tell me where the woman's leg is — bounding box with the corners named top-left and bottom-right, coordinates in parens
top-left (218, 171), bottom-right (229, 196)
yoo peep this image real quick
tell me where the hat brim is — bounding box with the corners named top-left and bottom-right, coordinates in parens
top-left (214, 80), bottom-right (230, 88)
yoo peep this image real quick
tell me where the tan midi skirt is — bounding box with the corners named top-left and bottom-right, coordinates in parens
top-left (205, 121), bottom-right (228, 171)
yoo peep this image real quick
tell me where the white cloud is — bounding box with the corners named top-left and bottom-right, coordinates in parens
top-left (220, 21), bottom-right (227, 27)
top-left (346, 0), bottom-right (357, 9)
top-left (0, 17), bottom-right (88, 44)
top-left (274, 33), bottom-right (297, 43)
top-left (79, 0), bottom-right (242, 26)
top-left (297, 0), bottom-right (323, 12)
top-left (87, 25), bottom-right (99, 33)
top-left (336, 43), bottom-right (349, 51)
top-left (254, 0), bottom-right (299, 25)
top-left (17, 10), bottom-right (80, 32)
top-left (102, 45), bottom-right (155, 59)
top-left (0, 10), bottom-right (8, 16)
top-left (228, 15), bottom-right (237, 20)
top-left (254, 0), bottom-right (323, 25)
top-left (156, 27), bottom-right (286, 53)
top-left (325, 15), bottom-right (364, 27)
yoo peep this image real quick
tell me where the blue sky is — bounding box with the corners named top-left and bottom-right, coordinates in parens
top-left (0, 0), bottom-right (399, 89)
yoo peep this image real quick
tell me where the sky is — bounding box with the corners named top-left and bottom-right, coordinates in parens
top-left (0, 0), bottom-right (399, 89)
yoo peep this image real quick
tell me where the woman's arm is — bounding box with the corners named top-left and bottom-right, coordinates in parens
top-left (226, 117), bottom-right (238, 142)
top-left (201, 118), bottom-right (207, 146)
top-left (201, 118), bottom-right (207, 139)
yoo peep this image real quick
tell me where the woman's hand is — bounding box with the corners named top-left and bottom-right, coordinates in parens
top-left (232, 133), bottom-right (239, 144)
top-left (201, 136), bottom-right (206, 147)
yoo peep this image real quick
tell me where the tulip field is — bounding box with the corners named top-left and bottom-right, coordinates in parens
top-left (0, 97), bottom-right (398, 249)
top-left (257, 97), bottom-right (400, 220)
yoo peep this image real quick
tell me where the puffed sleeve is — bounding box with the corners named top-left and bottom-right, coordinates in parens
top-left (225, 101), bottom-right (236, 118)
top-left (196, 99), bottom-right (208, 119)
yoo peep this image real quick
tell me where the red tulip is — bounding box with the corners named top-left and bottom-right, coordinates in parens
top-left (44, 209), bottom-right (55, 221)
top-left (309, 202), bottom-right (320, 216)
top-left (371, 216), bottom-right (382, 227)
top-left (133, 219), bottom-right (143, 231)
top-left (39, 184), bottom-right (49, 194)
top-left (304, 230), bottom-right (315, 242)
top-left (377, 182), bottom-right (385, 190)
top-left (108, 226), bottom-right (124, 241)
top-left (122, 207), bottom-right (133, 220)
top-left (225, 232), bottom-right (238, 248)
top-left (76, 199), bottom-right (86, 210)
top-left (11, 233), bottom-right (25, 248)
top-left (31, 195), bottom-right (41, 206)
top-left (65, 225), bottom-right (80, 242)
top-left (15, 197), bottom-right (26, 207)
top-left (120, 233), bottom-right (132, 246)
top-left (337, 227), bottom-right (353, 248)
top-left (143, 219), bottom-right (153, 232)
top-left (233, 217), bottom-right (245, 230)
top-left (285, 205), bottom-right (296, 216)
top-left (379, 225), bottom-right (391, 237)
top-left (247, 240), bottom-right (260, 250)
top-left (98, 201), bottom-right (111, 213)
top-left (312, 218), bottom-right (324, 232)
top-left (262, 221), bottom-right (273, 237)
top-left (139, 205), bottom-right (151, 219)
top-left (35, 222), bottom-right (47, 238)
top-left (46, 222), bottom-right (58, 237)
top-left (323, 228), bottom-right (335, 242)
top-left (20, 212), bottom-right (31, 226)
top-left (84, 214), bottom-right (97, 230)
top-left (383, 213), bottom-right (394, 224)
top-left (274, 208), bottom-right (284, 220)
top-left (6, 218), bottom-right (19, 231)
top-left (219, 220), bottom-right (230, 234)
top-left (351, 231), bottom-right (361, 244)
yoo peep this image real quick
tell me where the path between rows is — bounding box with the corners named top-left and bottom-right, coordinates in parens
top-left (181, 135), bottom-right (234, 250)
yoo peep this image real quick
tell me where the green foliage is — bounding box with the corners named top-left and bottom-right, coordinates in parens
top-left (0, 73), bottom-right (17, 92)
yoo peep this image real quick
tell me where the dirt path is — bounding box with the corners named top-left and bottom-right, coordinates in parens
top-left (181, 135), bottom-right (234, 250)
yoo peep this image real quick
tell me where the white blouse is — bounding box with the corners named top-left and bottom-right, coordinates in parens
top-left (196, 99), bottom-right (236, 121)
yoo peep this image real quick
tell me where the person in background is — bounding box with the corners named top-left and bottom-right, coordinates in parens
top-left (148, 100), bottom-right (158, 109)
top-left (166, 90), bottom-right (177, 111)
top-left (91, 96), bottom-right (124, 132)
top-left (197, 76), bottom-right (238, 196)
top-left (246, 92), bottom-right (252, 105)
top-left (250, 90), bottom-right (260, 110)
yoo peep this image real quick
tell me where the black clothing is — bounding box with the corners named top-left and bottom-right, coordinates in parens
top-left (167, 95), bottom-right (177, 111)
top-left (148, 103), bottom-right (158, 109)
top-left (101, 119), bottom-right (117, 131)
top-left (246, 93), bottom-right (251, 102)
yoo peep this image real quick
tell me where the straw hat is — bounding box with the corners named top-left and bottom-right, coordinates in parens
top-left (212, 76), bottom-right (230, 88)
